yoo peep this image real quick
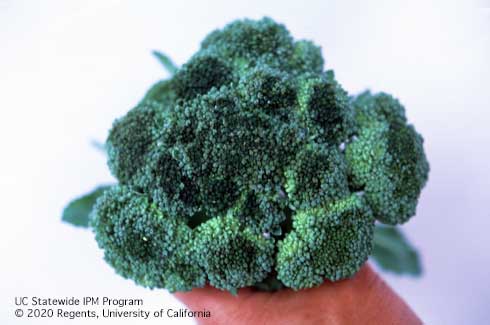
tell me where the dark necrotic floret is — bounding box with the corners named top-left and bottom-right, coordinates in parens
top-left (297, 72), bottom-right (355, 144)
top-left (173, 55), bottom-right (233, 100)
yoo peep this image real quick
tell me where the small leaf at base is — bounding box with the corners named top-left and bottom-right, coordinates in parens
top-left (90, 139), bottom-right (106, 153)
top-left (152, 51), bottom-right (178, 75)
top-left (62, 185), bottom-right (112, 227)
top-left (371, 225), bottom-right (422, 276)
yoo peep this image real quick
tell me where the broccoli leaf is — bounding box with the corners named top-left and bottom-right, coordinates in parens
top-left (62, 185), bottom-right (111, 227)
top-left (371, 225), bottom-right (422, 275)
top-left (91, 139), bottom-right (106, 153)
top-left (152, 51), bottom-right (178, 75)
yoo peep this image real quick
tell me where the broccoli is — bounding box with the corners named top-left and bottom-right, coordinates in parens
top-left (345, 91), bottom-right (430, 224)
top-left (276, 194), bottom-right (374, 289)
top-left (63, 17), bottom-right (429, 293)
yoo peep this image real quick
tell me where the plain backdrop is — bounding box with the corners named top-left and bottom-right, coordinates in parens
top-left (1, 0), bottom-right (489, 324)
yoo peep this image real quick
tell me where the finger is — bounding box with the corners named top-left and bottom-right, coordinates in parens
top-left (174, 285), bottom-right (264, 323)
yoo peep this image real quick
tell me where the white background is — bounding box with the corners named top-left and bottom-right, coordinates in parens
top-left (1, 0), bottom-right (489, 324)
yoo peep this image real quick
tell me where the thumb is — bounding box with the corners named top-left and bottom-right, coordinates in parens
top-left (174, 286), bottom-right (261, 324)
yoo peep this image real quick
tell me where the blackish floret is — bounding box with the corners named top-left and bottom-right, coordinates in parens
top-left (297, 72), bottom-right (355, 144)
top-left (237, 66), bottom-right (297, 111)
top-left (173, 55), bottom-right (233, 100)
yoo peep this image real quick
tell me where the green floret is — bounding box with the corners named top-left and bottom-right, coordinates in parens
top-left (90, 185), bottom-right (205, 291)
top-left (346, 92), bottom-right (429, 224)
top-left (290, 40), bottom-right (324, 74)
top-left (193, 215), bottom-right (275, 292)
top-left (237, 66), bottom-right (296, 111)
top-left (352, 91), bottom-right (407, 127)
top-left (201, 17), bottom-right (294, 70)
top-left (285, 144), bottom-right (349, 210)
top-left (141, 79), bottom-right (176, 104)
top-left (106, 101), bottom-right (166, 183)
top-left (276, 194), bottom-right (374, 289)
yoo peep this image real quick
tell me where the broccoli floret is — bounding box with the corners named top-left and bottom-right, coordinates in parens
top-left (173, 54), bottom-right (233, 100)
top-left (134, 147), bottom-right (202, 219)
top-left (290, 40), bottom-right (324, 74)
top-left (285, 144), bottom-right (349, 210)
top-left (229, 191), bottom-right (287, 235)
top-left (90, 186), bottom-right (205, 291)
top-left (193, 215), bottom-right (275, 292)
top-left (106, 101), bottom-right (167, 183)
top-left (141, 79), bottom-right (176, 104)
top-left (83, 17), bottom-right (430, 293)
top-left (276, 194), bottom-right (374, 289)
top-left (237, 66), bottom-right (296, 111)
top-left (352, 91), bottom-right (407, 127)
top-left (297, 71), bottom-right (355, 144)
top-left (345, 92), bottom-right (430, 224)
top-left (201, 17), bottom-right (295, 71)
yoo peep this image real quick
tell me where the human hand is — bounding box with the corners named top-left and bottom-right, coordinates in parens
top-left (175, 263), bottom-right (421, 325)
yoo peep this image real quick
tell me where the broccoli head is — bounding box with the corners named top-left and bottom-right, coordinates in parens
top-left (89, 17), bottom-right (429, 293)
